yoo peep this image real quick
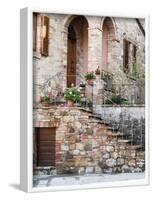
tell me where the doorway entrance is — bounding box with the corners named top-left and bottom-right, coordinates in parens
top-left (67, 25), bottom-right (76, 87)
top-left (36, 128), bottom-right (56, 167)
top-left (67, 16), bottom-right (88, 87)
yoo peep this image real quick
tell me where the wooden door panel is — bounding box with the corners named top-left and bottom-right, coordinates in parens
top-left (67, 37), bottom-right (76, 87)
top-left (37, 128), bottom-right (56, 167)
top-left (39, 141), bottom-right (56, 145)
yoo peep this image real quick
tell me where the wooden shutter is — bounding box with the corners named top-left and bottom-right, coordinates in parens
top-left (123, 39), bottom-right (129, 73)
top-left (33, 13), bottom-right (37, 51)
top-left (41, 16), bottom-right (49, 56)
top-left (132, 44), bottom-right (137, 64)
top-left (37, 128), bottom-right (56, 167)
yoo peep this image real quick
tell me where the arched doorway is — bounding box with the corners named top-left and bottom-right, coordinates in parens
top-left (67, 25), bottom-right (77, 87)
top-left (102, 17), bottom-right (115, 72)
top-left (67, 16), bottom-right (88, 87)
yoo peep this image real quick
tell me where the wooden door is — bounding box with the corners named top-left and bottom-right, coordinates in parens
top-left (67, 26), bottom-right (76, 87)
top-left (37, 128), bottom-right (56, 167)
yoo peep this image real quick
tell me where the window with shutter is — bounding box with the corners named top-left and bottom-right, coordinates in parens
top-left (41, 16), bottom-right (49, 56)
top-left (123, 39), bottom-right (130, 73)
top-left (33, 13), bottom-right (38, 52)
top-left (123, 39), bottom-right (137, 74)
top-left (132, 44), bottom-right (137, 64)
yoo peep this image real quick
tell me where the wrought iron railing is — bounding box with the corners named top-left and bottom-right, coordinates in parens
top-left (34, 71), bottom-right (145, 106)
top-left (34, 71), bottom-right (145, 150)
top-left (102, 82), bottom-right (145, 105)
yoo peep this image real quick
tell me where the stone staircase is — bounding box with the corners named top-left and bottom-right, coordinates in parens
top-left (58, 107), bottom-right (145, 175)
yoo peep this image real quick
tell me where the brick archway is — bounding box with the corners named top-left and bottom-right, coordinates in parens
top-left (101, 17), bottom-right (116, 72)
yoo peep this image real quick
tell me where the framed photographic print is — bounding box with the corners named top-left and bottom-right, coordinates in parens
top-left (20, 7), bottom-right (149, 192)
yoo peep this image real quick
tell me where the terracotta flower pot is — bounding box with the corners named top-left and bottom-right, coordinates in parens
top-left (41, 102), bottom-right (50, 107)
top-left (87, 79), bottom-right (94, 86)
top-left (67, 100), bottom-right (74, 107)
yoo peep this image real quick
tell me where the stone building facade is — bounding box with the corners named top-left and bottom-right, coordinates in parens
top-left (33, 13), bottom-right (145, 105)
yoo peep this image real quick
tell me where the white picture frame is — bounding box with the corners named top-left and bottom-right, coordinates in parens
top-left (20, 7), bottom-right (149, 193)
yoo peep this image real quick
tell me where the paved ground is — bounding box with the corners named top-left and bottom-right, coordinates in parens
top-left (33, 173), bottom-right (145, 188)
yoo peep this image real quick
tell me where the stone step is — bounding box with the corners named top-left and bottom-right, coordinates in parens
top-left (96, 128), bottom-right (123, 137)
top-left (136, 151), bottom-right (145, 156)
top-left (108, 132), bottom-right (123, 137)
top-left (126, 145), bottom-right (142, 150)
top-left (107, 126), bottom-right (119, 131)
top-left (118, 139), bottom-right (131, 143)
top-left (88, 119), bottom-right (104, 124)
top-left (79, 108), bottom-right (93, 114)
top-left (88, 114), bottom-right (102, 120)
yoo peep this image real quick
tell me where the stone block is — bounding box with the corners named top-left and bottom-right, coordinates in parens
top-left (106, 158), bottom-right (116, 167)
top-left (103, 168), bottom-right (113, 174)
top-left (128, 159), bottom-right (136, 167)
top-left (113, 167), bottom-right (122, 173)
top-left (78, 167), bottom-right (85, 175)
top-left (106, 145), bottom-right (114, 152)
top-left (61, 144), bottom-right (69, 151)
top-left (136, 159), bottom-right (145, 168)
top-left (116, 158), bottom-right (124, 166)
top-left (69, 143), bottom-right (76, 150)
top-left (110, 152), bottom-right (118, 159)
top-left (95, 166), bottom-right (102, 173)
top-left (74, 121), bottom-right (82, 129)
top-left (84, 143), bottom-right (92, 151)
top-left (121, 165), bottom-right (131, 173)
top-left (102, 153), bottom-right (110, 159)
top-left (73, 149), bottom-right (80, 155)
top-left (80, 151), bottom-right (86, 156)
top-left (85, 166), bottom-right (94, 173)
top-left (67, 135), bottom-right (76, 143)
top-left (86, 128), bottom-right (93, 135)
top-left (92, 140), bottom-right (99, 148)
top-left (76, 143), bottom-right (84, 150)
top-left (63, 116), bottom-right (73, 123)
top-left (75, 158), bottom-right (87, 167)
top-left (133, 167), bottom-right (142, 173)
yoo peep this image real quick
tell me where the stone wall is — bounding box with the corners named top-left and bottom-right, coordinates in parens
top-left (95, 106), bottom-right (145, 122)
top-left (33, 107), bottom-right (145, 175)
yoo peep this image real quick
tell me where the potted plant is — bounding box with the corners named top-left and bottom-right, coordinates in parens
top-left (95, 66), bottom-right (101, 75)
top-left (64, 87), bottom-right (81, 107)
top-left (40, 94), bottom-right (51, 107)
top-left (85, 71), bottom-right (96, 86)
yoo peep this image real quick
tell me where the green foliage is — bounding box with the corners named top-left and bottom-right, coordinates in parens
top-left (64, 87), bottom-right (82, 103)
top-left (40, 95), bottom-right (50, 103)
top-left (105, 95), bottom-right (129, 105)
top-left (85, 71), bottom-right (96, 80)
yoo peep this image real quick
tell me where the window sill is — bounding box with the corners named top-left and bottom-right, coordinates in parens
top-left (33, 51), bottom-right (41, 60)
